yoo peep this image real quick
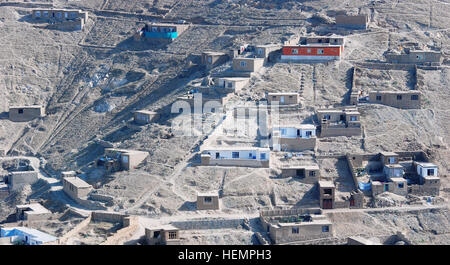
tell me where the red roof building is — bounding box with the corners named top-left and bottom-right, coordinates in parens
top-left (281, 45), bottom-right (343, 61)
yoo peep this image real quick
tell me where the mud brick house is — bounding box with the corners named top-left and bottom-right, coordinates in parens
top-left (201, 51), bottom-right (229, 69)
top-left (145, 225), bottom-right (180, 245)
top-left (97, 149), bottom-right (149, 172)
top-left (62, 177), bottom-right (93, 200)
top-left (260, 208), bottom-right (334, 244)
top-left (232, 57), bottom-right (265, 72)
top-left (347, 151), bottom-right (440, 197)
top-left (201, 147), bottom-right (270, 168)
top-left (16, 203), bottom-right (51, 222)
top-left (281, 36), bottom-right (345, 62)
top-left (31, 9), bottom-right (88, 30)
top-left (216, 77), bottom-right (249, 93)
top-left (9, 105), bottom-right (45, 122)
top-left (134, 22), bottom-right (190, 44)
top-left (316, 107), bottom-right (361, 137)
top-left (280, 164), bottom-right (320, 182)
top-left (267, 93), bottom-right (299, 106)
top-left (368, 91), bottom-right (421, 109)
top-left (4, 164), bottom-right (38, 191)
top-left (196, 191), bottom-right (220, 210)
top-left (271, 124), bottom-right (316, 152)
top-left (254, 44), bottom-right (282, 63)
top-left (335, 14), bottom-right (369, 30)
top-left (385, 49), bottom-right (442, 66)
top-left (318, 181), bottom-right (336, 209)
top-left (133, 110), bottom-right (160, 125)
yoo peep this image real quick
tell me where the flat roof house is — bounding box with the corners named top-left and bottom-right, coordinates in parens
top-left (385, 49), bottom-right (442, 66)
top-left (145, 224), bottom-right (180, 245)
top-left (271, 124), bottom-right (316, 152)
top-left (133, 110), bottom-right (160, 125)
top-left (267, 93), bottom-right (299, 106)
top-left (134, 22), bottom-right (190, 44)
top-left (62, 176), bottom-right (93, 201)
top-left (216, 77), bottom-right (249, 93)
top-left (201, 147), bottom-right (270, 168)
top-left (98, 148), bottom-right (149, 172)
top-left (369, 91), bottom-right (421, 109)
top-left (319, 181), bottom-right (335, 209)
top-left (280, 164), bottom-right (320, 183)
top-left (9, 105), bottom-right (45, 122)
top-left (260, 208), bottom-right (333, 244)
top-left (201, 51), bottom-right (229, 69)
top-left (316, 107), bottom-right (361, 137)
top-left (0, 226), bottom-right (58, 245)
top-left (197, 191), bottom-right (220, 210)
top-left (31, 9), bottom-right (88, 30)
top-left (347, 151), bottom-right (440, 198)
top-left (5, 164), bottom-right (38, 191)
top-left (232, 57), bottom-right (265, 73)
top-left (16, 203), bottom-right (51, 222)
top-left (254, 44), bottom-right (282, 63)
top-left (281, 36), bottom-right (345, 62)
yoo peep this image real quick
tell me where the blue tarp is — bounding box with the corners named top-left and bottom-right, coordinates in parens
top-left (358, 181), bottom-right (372, 191)
top-left (143, 31), bottom-right (178, 39)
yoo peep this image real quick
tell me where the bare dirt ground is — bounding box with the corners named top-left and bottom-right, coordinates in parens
top-left (0, 0), bottom-right (449, 244)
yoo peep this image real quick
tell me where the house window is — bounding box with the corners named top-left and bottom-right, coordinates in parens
top-left (322, 226), bottom-right (329, 232)
top-left (398, 183), bottom-right (404, 189)
top-left (289, 96), bottom-right (293, 99)
top-left (292, 49), bottom-right (298, 54)
top-left (249, 153), bottom-right (253, 158)
top-left (350, 116), bottom-right (357, 121)
top-left (152, 27), bottom-right (158, 32)
top-left (260, 153), bottom-right (266, 160)
top-left (43, 11), bottom-right (48, 17)
top-left (427, 169), bottom-right (434, 176)
top-left (292, 227), bottom-right (299, 234)
top-left (376, 95), bottom-right (382, 101)
top-left (153, 231), bottom-right (160, 238)
top-left (389, 157), bottom-right (396, 164)
top-left (35, 11), bottom-right (41, 17)
top-left (168, 231), bottom-right (177, 239)
top-left (204, 197), bottom-right (212, 203)
top-left (207, 57), bottom-right (212, 63)
top-left (56, 12), bottom-right (62, 18)
top-left (257, 48), bottom-right (263, 55)
top-left (18, 109), bottom-right (24, 114)
top-left (232, 152), bottom-right (239, 159)
top-left (272, 96), bottom-right (276, 99)
top-left (64, 12), bottom-right (68, 19)
top-left (307, 48), bottom-right (311, 54)
top-left (384, 184), bottom-right (389, 191)
top-left (305, 131), bottom-right (312, 138)
top-left (411, 95), bottom-right (419, 100)
top-left (240, 61), bottom-right (247, 67)
top-left (397, 95), bottom-right (402, 100)
top-left (215, 152), bottom-right (220, 159)
top-left (227, 82), bottom-right (233, 88)
top-left (280, 128), bottom-right (287, 136)
top-left (323, 114), bottom-right (331, 120)
top-left (317, 49), bottom-right (324, 54)
top-left (324, 188), bottom-right (332, 195)
top-left (309, 171), bottom-right (316, 177)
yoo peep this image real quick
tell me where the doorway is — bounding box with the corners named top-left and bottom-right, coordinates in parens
top-left (323, 199), bottom-right (332, 209)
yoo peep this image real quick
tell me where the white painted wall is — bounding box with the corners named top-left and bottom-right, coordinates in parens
top-left (274, 127), bottom-right (316, 138)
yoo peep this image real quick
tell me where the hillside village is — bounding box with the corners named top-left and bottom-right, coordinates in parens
top-left (0, 0), bottom-right (449, 245)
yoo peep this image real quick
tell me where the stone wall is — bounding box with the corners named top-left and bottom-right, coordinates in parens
top-left (171, 218), bottom-right (244, 230)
